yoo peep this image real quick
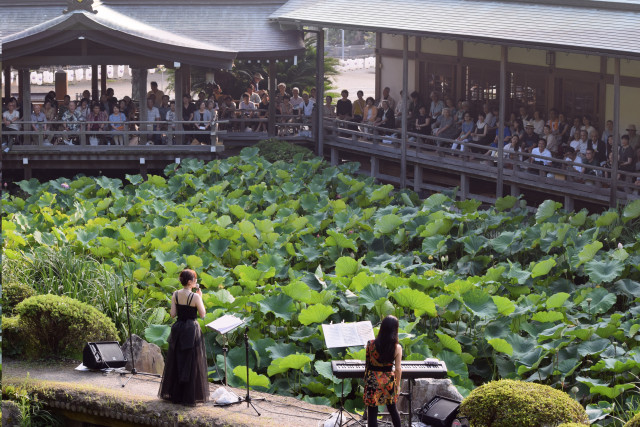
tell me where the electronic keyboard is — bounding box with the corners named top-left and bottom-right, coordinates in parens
top-left (331, 359), bottom-right (448, 379)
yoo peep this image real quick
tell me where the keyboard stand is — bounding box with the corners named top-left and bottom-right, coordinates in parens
top-left (380, 378), bottom-right (414, 426)
top-left (334, 379), bottom-right (364, 426)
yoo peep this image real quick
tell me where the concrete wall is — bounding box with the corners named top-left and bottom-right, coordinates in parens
top-left (605, 84), bottom-right (640, 133)
top-left (379, 56), bottom-right (416, 100)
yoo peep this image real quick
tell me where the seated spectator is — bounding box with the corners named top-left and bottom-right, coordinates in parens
top-left (193, 100), bottom-right (212, 142)
top-left (206, 100), bottom-right (218, 119)
top-left (374, 100), bottom-right (395, 131)
top-left (378, 87), bottom-right (396, 111)
top-left (256, 92), bottom-right (269, 133)
top-left (531, 139), bottom-right (552, 167)
top-left (415, 106), bottom-right (431, 136)
top-left (583, 148), bottom-right (601, 177)
top-left (309, 88), bottom-right (317, 103)
top-left (601, 120), bottom-right (614, 145)
top-left (166, 102), bottom-right (178, 140)
top-left (532, 110), bottom-right (545, 137)
top-left (78, 98), bottom-right (91, 121)
top-left (213, 84), bottom-right (225, 104)
top-left (219, 95), bottom-right (236, 120)
top-left (522, 124), bottom-right (539, 152)
top-left (109, 104), bottom-right (127, 145)
top-left (351, 90), bottom-right (365, 123)
top-left (300, 93), bottom-right (315, 117)
top-left (158, 95), bottom-right (171, 127)
top-left (471, 112), bottom-right (488, 145)
top-left (43, 100), bottom-right (57, 124)
top-left (627, 124), bottom-right (639, 150)
top-left (563, 147), bottom-right (583, 177)
top-left (252, 73), bottom-right (264, 92)
top-left (570, 130), bottom-right (589, 159)
top-left (147, 81), bottom-right (164, 107)
top-left (44, 91), bottom-right (58, 109)
top-left (452, 111), bottom-right (474, 151)
top-left (57, 95), bottom-right (71, 120)
top-left (336, 90), bottom-right (352, 121)
top-left (542, 125), bottom-right (559, 157)
top-left (510, 119), bottom-right (524, 142)
top-left (144, 97), bottom-right (161, 145)
top-left (428, 92), bottom-right (444, 121)
top-left (444, 98), bottom-right (457, 122)
top-left (87, 103), bottom-right (108, 145)
top-left (408, 91), bottom-right (422, 127)
top-left (395, 90), bottom-right (407, 128)
top-left (455, 100), bottom-right (469, 128)
top-left (432, 108), bottom-right (457, 142)
top-left (502, 134), bottom-right (520, 161)
top-left (518, 106), bottom-right (532, 128)
top-left (547, 108), bottom-right (559, 135)
top-left (569, 116), bottom-right (581, 140)
top-left (362, 97), bottom-right (378, 134)
top-left (587, 130), bottom-right (606, 164)
top-left (60, 101), bottom-right (82, 145)
top-left (323, 95), bottom-right (335, 118)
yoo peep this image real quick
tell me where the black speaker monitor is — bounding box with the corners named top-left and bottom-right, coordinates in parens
top-left (418, 395), bottom-right (461, 427)
top-left (83, 341), bottom-right (128, 370)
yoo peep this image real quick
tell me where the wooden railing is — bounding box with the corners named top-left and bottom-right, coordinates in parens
top-left (324, 118), bottom-right (640, 206)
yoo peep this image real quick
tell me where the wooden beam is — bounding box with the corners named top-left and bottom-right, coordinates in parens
top-left (174, 67), bottom-right (184, 145)
top-left (91, 65), bottom-right (98, 101)
top-left (316, 29), bottom-right (325, 157)
top-left (497, 46), bottom-right (507, 198)
top-left (267, 61), bottom-right (277, 138)
top-left (610, 57), bottom-right (620, 207)
top-left (7, 56), bottom-right (159, 69)
top-left (20, 69), bottom-right (32, 145)
top-left (401, 35), bottom-right (408, 188)
top-left (375, 32), bottom-right (382, 101)
top-left (100, 64), bottom-right (107, 98)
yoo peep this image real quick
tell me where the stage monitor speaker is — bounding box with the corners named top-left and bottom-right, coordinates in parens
top-left (83, 341), bottom-right (127, 370)
top-left (417, 395), bottom-right (461, 427)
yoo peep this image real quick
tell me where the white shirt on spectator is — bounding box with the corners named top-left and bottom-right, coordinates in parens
top-left (532, 147), bottom-right (552, 165)
top-left (566, 155), bottom-right (583, 173)
top-left (570, 139), bottom-right (588, 156)
top-left (146, 107), bottom-right (160, 131)
top-left (3, 110), bottom-right (20, 130)
top-left (290, 96), bottom-right (303, 110)
top-left (301, 100), bottom-right (315, 116)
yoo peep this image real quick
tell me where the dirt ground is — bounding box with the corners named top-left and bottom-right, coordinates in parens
top-left (3, 358), bottom-right (360, 427)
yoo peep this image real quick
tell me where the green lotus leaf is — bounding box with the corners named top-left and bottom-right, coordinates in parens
top-left (298, 304), bottom-right (335, 326)
top-left (145, 324), bottom-right (171, 349)
top-left (585, 259), bottom-right (624, 284)
top-left (326, 230), bottom-right (357, 251)
top-left (495, 195), bottom-right (518, 211)
top-left (391, 288), bottom-right (436, 317)
top-left (535, 200), bottom-right (561, 223)
top-left (359, 284), bottom-right (390, 309)
top-left (370, 184), bottom-right (394, 202)
top-left (595, 211), bottom-right (618, 227)
top-left (436, 333), bottom-right (462, 355)
top-left (487, 338), bottom-right (513, 356)
top-left (258, 293), bottom-right (296, 320)
top-left (546, 292), bottom-right (570, 309)
top-left (622, 199), bottom-right (640, 222)
top-left (375, 214), bottom-right (403, 235)
top-left (335, 256), bottom-right (359, 277)
top-left (531, 257), bottom-right (556, 278)
top-left (233, 366), bottom-right (270, 389)
top-left (531, 311), bottom-right (564, 323)
top-left (267, 354), bottom-right (312, 376)
top-left (492, 296), bottom-right (515, 316)
top-left (574, 241), bottom-right (603, 267)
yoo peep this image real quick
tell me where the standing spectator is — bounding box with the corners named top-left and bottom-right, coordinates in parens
top-left (309, 88), bottom-right (317, 103)
top-left (247, 84), bottom-right (261, 105)
top-left (522, 124), bottom-right (538, 152)
top-left (252, 73), bottom-right (264, 92)
top-left (619, 134), bottom-right (637, 176)
top-left (31, 103), bottom-right (47, 145)
top-left (378, 87), bottom-right (396, 111)
top-left (352, 90), bottom-right (366, 123)
top-left (542, 125), bottom-right (559, 157)
top-left (166, 102), bottom-right (178, 141)
top-left (109, 104), bottom-right (127, 145)
top-left (60, 101), bottom-right (82, 145)
top-left (547, 108), bottom-right (559, 134)
top-left (57, 95), bottom-right (71, 120)
top-left (455, 100), bottom-right (469, 128)
top-left (323, 95), bottom-right (335, 118)
top-left (587, 130), bottom-right (606, 164)
top-left (147, 81), bottom-right (164, 107)
top-left (158, 95), bottom-right (171, 126)
top-left (394, 90), bottom-right (407, 128)
top-left (557, 113), bottom-right (570, 144)
top-left (300, 93), bottom-right (315, 117)
top-left (532, 110), bottom-right (545, 137)
top-left (256, 92), bottom-right (269, 133)
top-left (290, 87), bottom-right (303, 114)
top-left (510, 119), bottom-right (524, 142)
top-left (238, 94), bottom-right (256, 132)
top-left (274, 83), bottom-right (289, 114)
top-left (87, 103), bottom-right (108, 145)
top-left (78, 98), bottom-right (91, 121)
top-left (626, 124), bottom-right (639, 150)
top-left (601, 120), bottom-right (614, 145)
top-left (569, 117), bottom-right (581, 140)
top-left (336, 90), bottom-right (352, 121)
top-left (145, 97), bottom-right (161, 145)
top-left (43, 100), bottom-right (57, 123)
top-left (193, 101), bottom-right (212, 143)
top-left (518, 106), bottom-right (532, 128)
top-left (581, 115), bottom-right (595, 137)
top-left (278, 95), bottom-right (293, 136)
top-left (362, 97), bottom-right (378, 135)
top-left (44, 91), bottom-right (58, 109)
top-left (182, 95), bottom-right (196, 122)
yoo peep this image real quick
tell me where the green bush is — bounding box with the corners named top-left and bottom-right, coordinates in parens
top-left (458, 380), bottom-right (589, 427)
top-left (2, 315), bottom-right (26, 357)
top-left (15, 294), bottom-right (119, 359)
top-left (1, 282), bottom-right (36, 315)
top-left (557, 423), bottom-right (590, 427)
top-left (626, 412), bottom-right (640, 427)
top-left (255, 138), bottom-right (315, 163)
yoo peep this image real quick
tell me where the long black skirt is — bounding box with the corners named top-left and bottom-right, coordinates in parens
top-left (158, 319), bottom-right (209, 405)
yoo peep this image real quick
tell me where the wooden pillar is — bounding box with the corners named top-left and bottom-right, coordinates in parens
top-left (331, 147), bottom-right (338, 166)
top-left (413, 164), bottom-right (422, 192)
top-left (400, 35), bottom-right (409, 188)
top-left (316, 29), bottom-right (325, 157)
top-left (456, 41), bottom-right (464, 101)
top-left (100, 64), bottom-right (107, 97)
top-left (19, 69), bottom-right (31, 145)
top-left (370, 156), bottom-right (378, 177)
top-left (610, 58), bottom-right (620, 207)
top-left (182, 64), bottom-right (191, 96)
top-left (267, 61), bottom-right (277, 138)
top-left (496, 46), bottom-right (507, 198)
top-left (460, 173), bottom-right (469, 200)
top-left (4, 68), bottom-right (11, 100)
top-left (174, 66), bottom-right (184, 145)
top-left (138, 68), bottom-right (148, 144)
top-left (414, 37), bottom-right (421, 91)
top-left (91, 64), bottom-right (98, 101)
top-left (375, 32), bottom-right (382, 101)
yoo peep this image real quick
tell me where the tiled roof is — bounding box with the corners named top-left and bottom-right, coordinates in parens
top-left (0, 0), bottom-right (304, 63)
top-left (270, 0), bottom-right (640, 59)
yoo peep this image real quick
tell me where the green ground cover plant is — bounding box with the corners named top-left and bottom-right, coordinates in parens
top-left (2, 147), bottom-right (640, 423)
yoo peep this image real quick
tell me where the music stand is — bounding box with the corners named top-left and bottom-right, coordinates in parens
top-left (322, 321), bottom-right (375, 427)
top-left (206, 315), bottom-right (244, 387)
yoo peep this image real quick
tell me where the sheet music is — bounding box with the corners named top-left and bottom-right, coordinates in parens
top-left (206, 314), bottom-right (244, 334)
top-left (322, 321), bottom-right (375, 348)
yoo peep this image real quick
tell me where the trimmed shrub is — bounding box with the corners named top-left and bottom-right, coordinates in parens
top-left (2, 315), bottom-right (26, 357)
top-left (557, 423), bottom-right (590, 427)
top-left (255, 138), bottom-right (314, 163)
top-left (626, 412), bottom-right (640, 427)
top-left (458, 380), bottom-right (589, 427)
top-left (15, 294), bottom-right (119, 359)
top-left (1, 282), bottom-right (36, 315)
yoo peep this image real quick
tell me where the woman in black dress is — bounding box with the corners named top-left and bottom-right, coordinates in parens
top-left (364, 315), bottom-right (402, 427)
top-left (158, 269), bottom-right (209, 405)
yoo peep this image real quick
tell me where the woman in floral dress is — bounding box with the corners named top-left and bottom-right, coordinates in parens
top-left (364, 315), bottom-right (402, 427)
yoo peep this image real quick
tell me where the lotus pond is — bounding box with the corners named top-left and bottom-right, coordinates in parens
top-left (3, 147), bottom-right (640, 424)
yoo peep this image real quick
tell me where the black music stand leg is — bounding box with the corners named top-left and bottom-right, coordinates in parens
top-left (408, 379), bottom-right (413, 427)
top-left (243, 328), bottom-right (264, 416)
top-left (334, 380), bottom-right (364, 427)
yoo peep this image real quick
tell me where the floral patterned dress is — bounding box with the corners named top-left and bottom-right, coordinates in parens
top-left (363, 339), bottom-right (398, 406)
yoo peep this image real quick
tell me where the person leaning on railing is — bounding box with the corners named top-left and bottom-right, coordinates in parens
top-left (109, 105), bottom-right (127, 146)
top-left (2, 100), bottom-right (21, 145)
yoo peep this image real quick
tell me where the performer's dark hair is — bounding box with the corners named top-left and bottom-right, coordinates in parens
top-left (179, 269), bottom-right (197, 286)
top-left (375, 315), bottom-right (399, 364)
